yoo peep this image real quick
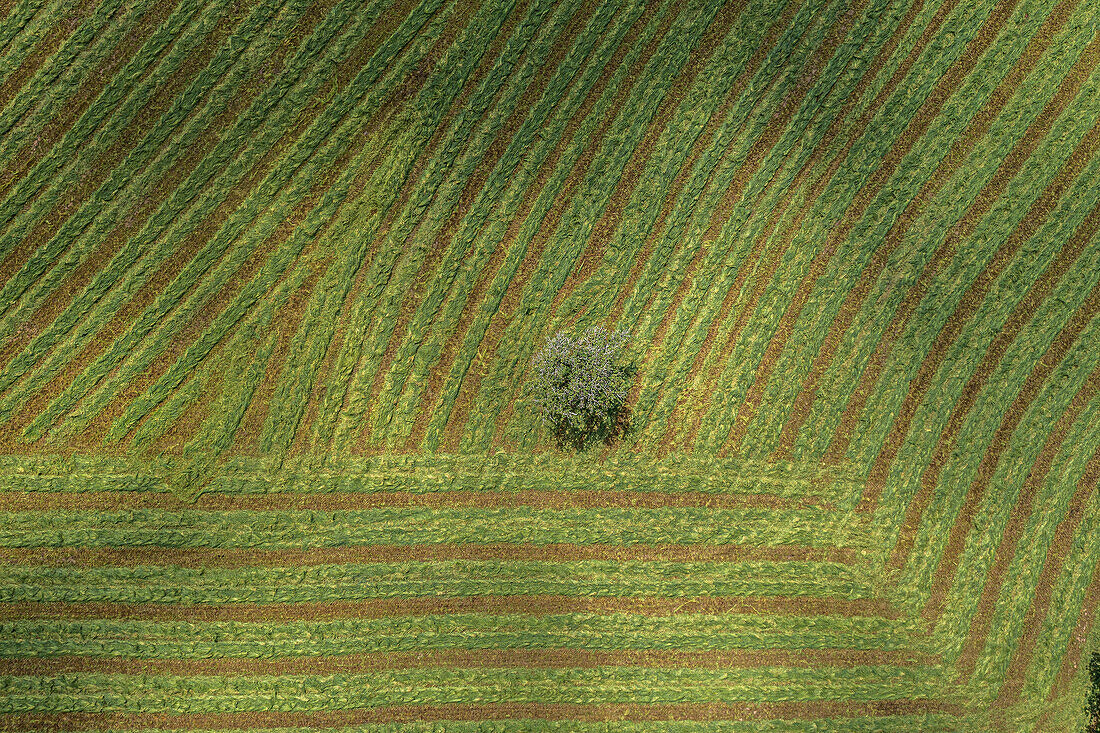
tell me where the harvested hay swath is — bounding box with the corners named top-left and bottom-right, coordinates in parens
top-left (0, 0), bottom-right (1099, 729)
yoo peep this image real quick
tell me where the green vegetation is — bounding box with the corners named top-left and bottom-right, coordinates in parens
top-left (0, 0), bottom-right (1098, 729)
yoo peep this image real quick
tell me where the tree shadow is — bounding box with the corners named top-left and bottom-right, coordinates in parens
top-left (1088, 652), bottom-right (1100, 733)
top-left (549, 402), bottom-right (635, 453)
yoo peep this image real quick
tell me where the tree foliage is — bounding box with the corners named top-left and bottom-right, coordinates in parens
top-left (527, 325), bottom-right (635, 450)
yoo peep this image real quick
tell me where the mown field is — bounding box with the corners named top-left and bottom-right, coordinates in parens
top-left (0, 0), bottom-right (1099, 729)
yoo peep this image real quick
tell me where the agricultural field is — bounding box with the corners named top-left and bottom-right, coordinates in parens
top-left (0, 0), bottom-right (1099, 729)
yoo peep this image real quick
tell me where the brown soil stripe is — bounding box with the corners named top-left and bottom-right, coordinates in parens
top-left (775, 0), bottom-right (1086, 460)
top-left (0, 0), bottom-right (402, 451)
top-left (718, 0), bottom-right (1025, 459)
top-left (828, 19), bottom-right (1100, 477)
top-left (256, 3), bottom-right (482, 458)
top-left (684, 0), bottom-right (966, 455)
top-left (0, 648), bottom-right (942, 677)
top-left (0, 0), bottom-right (100, 114)
top-left (0, 595), bottom-right (900, 621)
top-left (673, 0), bottom-right (935, 456)
top-left (545, 0), bottom-right (749, 315)
top-left (316, 0), bottom-right (563, 455)
top-left (0, 700), bottom-right (966, 731)
top-left (0, 488), bottom-right (835, 512)
top-left (0, 0), bottom-right (253, 379)
top-left (389, 0), bottom-right (600, 453)
top-left (915, 276), bottom-right (1100, 626)
top-left (993, 440), bottom-right (1100, 710)
top-left (436, 0), bottom-right (664, 451)
top-left (350, 0), bottom-right (542, 453)
top-left (604, 0), bottom-right (807, 334)
top-left (88, 0), bottom-right (460, 449)
top-left (0, 0), bottom-right (186, 278)
top-left (410, 0), bottom-right (751, 452)
top-left (885, 167), bottom-right (1100, 574)
top-left (645, 0), bottom-right (871, 455)
top-left (483, 1), bottom-right (690, 451)
top-left (0, 543), bottom-right (863, 568)
top-left (950, 288), bottom-right (1100, 684)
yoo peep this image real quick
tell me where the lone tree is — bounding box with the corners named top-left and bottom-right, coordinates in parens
top-left (526, 325), bottom-right (636, 451)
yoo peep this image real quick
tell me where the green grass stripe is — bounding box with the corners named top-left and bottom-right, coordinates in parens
top-left (0, 453), bottom-right (862, 502)
top-left (69, 0), bottom-right (443, 445)
top-left (741, 0), bottom-right (1078, 458)
top-left (101, 111), bottom-right (408, 446)
top-left (314, 0), bottom-right (564, 453)
top-left (543, 0), bottom-right (794, 333)
top-left (268, 0), bottom-right (567, 456)
top-left (847, 96), bottom-right (1100, 528)
top-left (0, 453), bottom-right (862, 504)
top-left (26, 0), bottom-right (421, 442)
top-left (179, 297), bottom-right (282, 457)
top-left (56, 719), bottom-right (966, 733)
top-left (0, 0), bottom-right (236, 335)
top-left (461, 0), bottom-right (729, 451)
top-left (583, 0), bottom-right (849, 450)
top-left (0, 0), bottom-right (331, 423)
top-left (444, 0), bottom-right (685, 452)
top-left (0, 0), bottom-right (286, 381)
top-left (0, 506), bottom-right (868, 550)
top-left (0, 0), bottom-right (135, 201)
top-left (924, 311), bottom-right (1100, 652)
top-left (891, 256), bottom-right (1100, 611)
top-left (919, 367), bottom-right (1100, 677)
top-left (0, 0), bottom-right (66, 90)
top-left (247, 118), bottom-right (421, 456)
top-left (877, 225), bottom-right (1100, 594)
top-left (394, 0), bottom-right (644, 454)
top-left (965, 387), bottom-right (1100, 699)
top-left (0, 0), bottom-right (156, 218)
top-left (794, 0), bottom-right (1100, 462)
top-left (606, 0), bottom-right (831, 334)
top-left (0, 613), bottom-right (924, 658)
top-left (845, 53), bottom-right (1100, 476)
top-left (692, 0), bottom-right (1001, 453)
top-left (621, 0), bottom-right (909, 454)
top-left (130, 256), bottom-right (295, 453)
top-left (362, 0), bottom-right (584, 447)
top-left (0, 560), bottom-right (875, 603)
top-left (320, 0), bottom-right (639, 456)
top-left (1015, 472), bottom-right (1100, 710)
top-left (0, 665), bottom-right (949, 714)
top-left (668, 0), bottom-right (950, 455)
top-left (704, 0), bottom-right (1048, 458)
top-left (360, 0), bottom-right (689, 451)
